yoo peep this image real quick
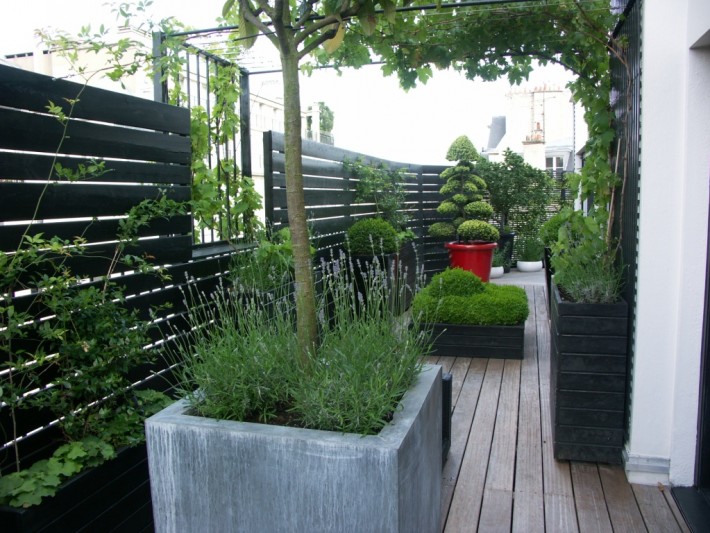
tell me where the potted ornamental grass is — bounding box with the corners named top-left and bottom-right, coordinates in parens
top-left (428, 136), bottom-right (500, 282)
top-left (516, 235), bottom-right (544, 272)
top-left (490, 248), bottom-right (505, 279)
top-left (412, 268), bottom-right (528, 358)
top-left (476, 149), bottom-right (556, 273)
top-left (146, 250), bottom-right (442, 533)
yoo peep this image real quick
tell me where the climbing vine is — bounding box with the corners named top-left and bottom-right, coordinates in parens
top-left (319, 0), bottom-right (628, 282)
top-left (39, 0), bottom-right (263, 243)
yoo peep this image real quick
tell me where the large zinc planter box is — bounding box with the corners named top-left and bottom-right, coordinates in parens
top-left (550, 282), bottom-right (629, 464)
top-left (428, 323), bottom-right (525, 359)
top-left (146, 364), bottom-right (443, 533)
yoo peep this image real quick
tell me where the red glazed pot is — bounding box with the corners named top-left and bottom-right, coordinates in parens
top-left (445, 242), bottom-right (498, 282)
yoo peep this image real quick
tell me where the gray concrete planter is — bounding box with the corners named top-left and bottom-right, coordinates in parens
top-left (146, 364), bottom-right (443, 533)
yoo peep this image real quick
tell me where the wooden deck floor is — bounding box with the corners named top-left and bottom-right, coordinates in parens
top-left (426, 285), bottom-right (690, 533)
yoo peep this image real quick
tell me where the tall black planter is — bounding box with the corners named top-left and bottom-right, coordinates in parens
top-left (498, 232), bottom-right (516, 273)
top-left (550, 282), bottom-right (629, 464)
top-left (543, 246), bottom-right (554, 310)
top-left (0, 444), bottom-right (152, 532)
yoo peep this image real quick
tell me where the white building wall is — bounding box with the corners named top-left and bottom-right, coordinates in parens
top-left (628, 0), bottom-right (710, 486)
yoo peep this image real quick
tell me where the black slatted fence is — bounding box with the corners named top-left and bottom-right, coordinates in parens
top-left (0, 65), bottom-right (238, 530)
top-left (263, 131), bottom-right (449, 277)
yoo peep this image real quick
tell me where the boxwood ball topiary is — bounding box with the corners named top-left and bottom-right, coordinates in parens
top-left (428, 222), bottom-right (456, 239)
top-left (457, 220), bottom-right (500, 243)
top-left (427, 268), bottom-right (485, 298)
top-left (347, 217), bottom-right (398, 255)
top-left (464, 201), bottom-right (494, 221)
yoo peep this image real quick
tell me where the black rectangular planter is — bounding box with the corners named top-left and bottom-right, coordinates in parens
top-left (0, 444), bottom-right (153, 533)
top-left (428, 322), bottom-right (525, 359)
top-left (550, 282), bottom-right (629, 464)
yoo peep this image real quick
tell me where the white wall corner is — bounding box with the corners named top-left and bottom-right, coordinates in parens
top-left (624, 449), bottom-right (671, 485)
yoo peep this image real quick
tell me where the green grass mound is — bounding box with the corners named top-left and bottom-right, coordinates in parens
top-left (413, 273), bottom-right (528, 326)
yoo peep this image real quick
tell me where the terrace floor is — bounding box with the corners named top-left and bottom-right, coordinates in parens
top-left (427, 270), bottom-right (690, 533)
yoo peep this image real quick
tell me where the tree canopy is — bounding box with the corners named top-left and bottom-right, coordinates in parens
top-left (219, 0), bottom-right (627, 358)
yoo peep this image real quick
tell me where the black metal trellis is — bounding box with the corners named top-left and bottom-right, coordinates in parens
top-left (153, 35), bottom-right (253, 245)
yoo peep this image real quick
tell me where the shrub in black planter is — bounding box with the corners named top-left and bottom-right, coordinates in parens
top-left (347, 217), bottom-right (398, 256)
top-left (412, 268), bottom-right (528, 358)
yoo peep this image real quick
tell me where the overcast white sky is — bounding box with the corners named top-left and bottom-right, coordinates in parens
top-left (1, 0), bottom-right (574, 164)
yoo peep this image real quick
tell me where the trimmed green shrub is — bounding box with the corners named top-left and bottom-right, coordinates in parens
top-left (428, 222), bottom-right (456, 239)
top-left (347, 217), bottom-right (398, 255)
top-left (446, 135), bottom-right (478, 161)
top-left (427, 268), bottom-right (485, 299)
top-left (457, 220), bottom-right (500, 243)
top-left (464, 201), bottom-right (494, 220)
top-left (412, 272), bottom-right (528, 326)
top-left (539, 212), bottom-right (566, 247)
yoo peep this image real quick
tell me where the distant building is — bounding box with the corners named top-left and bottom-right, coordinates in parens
top-left (482, 84), bottom-right (587, 177)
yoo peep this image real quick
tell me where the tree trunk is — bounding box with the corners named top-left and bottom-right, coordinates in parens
top-left (280, 46), bottom-right (318, 367)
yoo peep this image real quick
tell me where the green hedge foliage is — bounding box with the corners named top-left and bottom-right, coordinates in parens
top-left (412, 269), bottom-right (528, 325)
top-left (347, 217), bottom-right (398, 255)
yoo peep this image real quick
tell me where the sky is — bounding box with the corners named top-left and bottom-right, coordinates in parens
top-left (1, 0), bottom-right (574, 164)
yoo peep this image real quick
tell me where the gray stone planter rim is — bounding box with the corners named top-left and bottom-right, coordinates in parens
top-left (148, 364), bottom-right (440, 446)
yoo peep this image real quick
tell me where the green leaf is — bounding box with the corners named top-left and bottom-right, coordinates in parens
top-left (239, 10), bottom-right (258, 49)
top-left (382, 0), bottom-right (396, 24)
top-left (323, 23), bottom-right (345, 54)
top-left (222, 0), bottom-right (236, 17)
top-left (358, 1), bottom-right (377, 36)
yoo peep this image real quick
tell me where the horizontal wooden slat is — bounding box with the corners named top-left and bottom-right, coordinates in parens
top-left (0, 182), bottom-right (190, 221)
top-left (271, 132), bottom-right (421, 171)
top-left (272, 173), bottom-right (353, 190)
top-left (0, 152), bottom-right (191, 185)
top-left (0, 108), bottom-right (190, 164)
top-left (0, 64), bottom-right (189, 135)
top-left (0, 215), bottom-right (192, 252)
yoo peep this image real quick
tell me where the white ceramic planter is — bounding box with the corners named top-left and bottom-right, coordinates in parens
top-left (146, 365), bottom-right (443, 533)
top-left (517, 260), bottom-right (543, 272)
top-left (489, 266), bottom-right (505, 279)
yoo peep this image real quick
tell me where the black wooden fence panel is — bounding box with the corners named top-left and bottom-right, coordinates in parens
top-left (0, 66), bottom-right (241, 531)
top-left (263, 131), bottom-right (449, 276)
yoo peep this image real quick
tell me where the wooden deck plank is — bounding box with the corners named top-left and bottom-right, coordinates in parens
top-left (513, 491), bottom-right (545, 533)
top-left (449, 357), bottom-right (474, 409)
top-left (485, 359), bottom-right (521, 491)
top-left (439, 280), bottom-right (690, 533)
top-left (478, 488), bottom-right (513, 533)
top-left (535, 285), bottom-right (580, 532)
top-left (478, 359), bottom-right (520, 532)
top-left (444, 358), bottom-right (505, 532)
top-left (440, 358), bottom-right (483, 531)
top-left (437, 355), bottom-right (457, 375)
top-left (632, 483), bottom-right (682, 533)
top-left (597, 464), bottom-right (646, 532)
top-left (513, 286), bottom-right (545, 533)
top-left (544, 493), bottom-right (581, 533)
top-left (571, 462), bottom-right (613, 533)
